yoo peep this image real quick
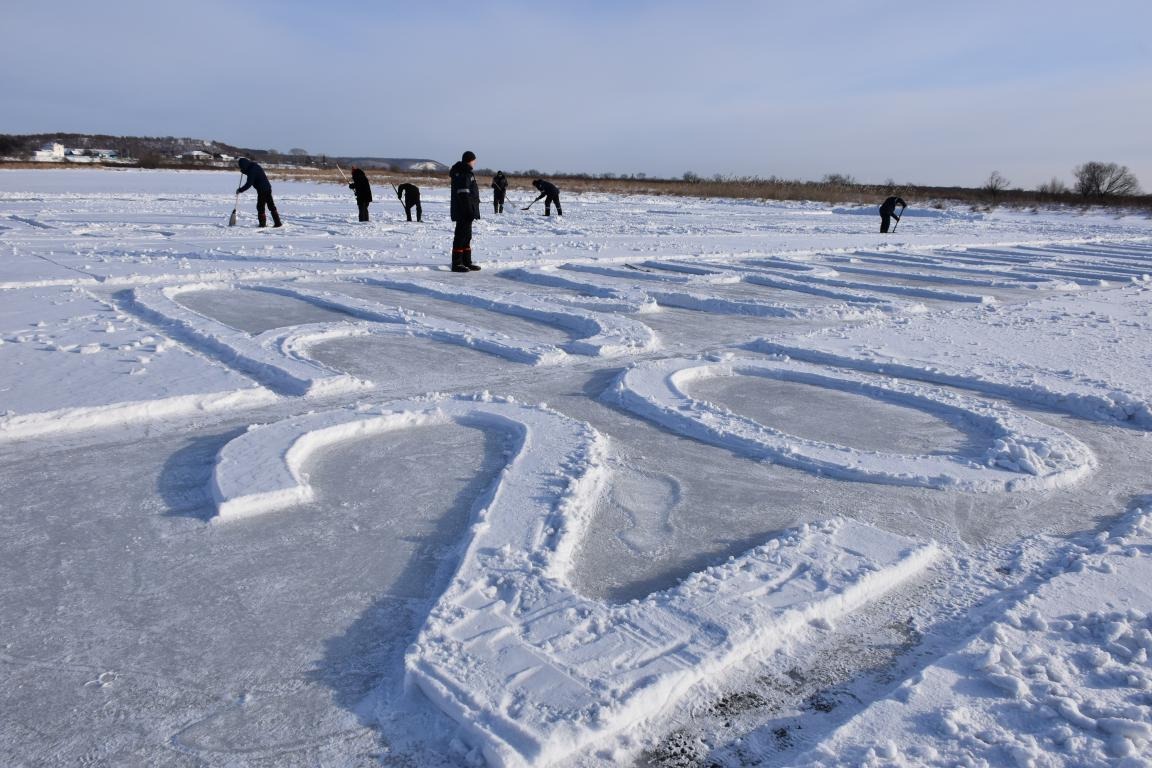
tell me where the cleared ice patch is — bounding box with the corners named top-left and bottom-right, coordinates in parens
top-left (686, 374), bottom-right (981, 457)
top-left (173, 287), bottom-right (358, 334)
top-left (604, 357), bottom-right (1095, 491)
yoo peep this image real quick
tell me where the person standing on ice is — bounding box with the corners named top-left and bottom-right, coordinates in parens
top-left (395, 182), bottom-right (423, 222)
top-left (490, 171), bottom-right (508, 214)
top-left (236, 158), bottom-right (282, 228)
top-left (449, 151), bottom-right (481, 272)
top-left (530, 178), bottom-right (562, 216)
top-left (879, 195), bottom-right (906, 233)
top-left (348, 166), bottom-right (372, 222)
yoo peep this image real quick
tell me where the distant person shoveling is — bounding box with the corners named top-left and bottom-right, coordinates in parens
top-left (880, 195), bottom-right (906, 233)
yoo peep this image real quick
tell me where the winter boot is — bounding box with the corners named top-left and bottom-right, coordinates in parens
top-left (258, 212), bottom-right (267, 228)
top-left (463, 248), bottom-right (481, 271)
top-left (451, 249), bottom-right (470, 272)
top-left (270, 204), bottom-right (282, 228)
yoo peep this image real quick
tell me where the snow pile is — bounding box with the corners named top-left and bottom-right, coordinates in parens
top-left (797, 508), bottom-right (1152, 767)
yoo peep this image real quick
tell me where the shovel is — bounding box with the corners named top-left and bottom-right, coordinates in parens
top-left (891, 203), bottom-right (907, 232)
top-left (228, 172), bottom-right (242, 226)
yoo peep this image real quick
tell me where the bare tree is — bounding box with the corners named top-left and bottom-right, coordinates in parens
top-left (1036, 177), bottom-right (1068, 195)
top-left (1073, 162), bottom-right (1142, 199)
top-left (982, 170), bottom-right (1011, 199)
top-left (822, 172), bottom-right (857, 186)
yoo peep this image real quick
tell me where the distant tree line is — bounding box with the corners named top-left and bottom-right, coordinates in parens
top-left (485, 163), bottom-right (1147, 211)
top-left (3, 133), bottom-right (1145, 210)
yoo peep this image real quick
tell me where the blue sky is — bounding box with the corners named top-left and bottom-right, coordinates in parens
top-left (5, 1), bottom-right (1150, 188)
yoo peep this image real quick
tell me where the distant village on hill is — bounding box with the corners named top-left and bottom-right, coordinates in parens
top-left (0, 133), bottom-right (448, 173)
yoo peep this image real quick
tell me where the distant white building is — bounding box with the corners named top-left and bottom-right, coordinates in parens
top-left (62, 148), bottom-right (120, 163)
top-left (182, 150), bottom-right (213, 162)
top-left (33, 143), bottom-right (65, 161)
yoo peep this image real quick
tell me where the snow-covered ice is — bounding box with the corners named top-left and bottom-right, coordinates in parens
top-left (2, 168), bottom-right (1152, 767)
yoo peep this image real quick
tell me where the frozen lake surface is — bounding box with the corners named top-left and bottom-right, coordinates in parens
top-left (2, 169), bottom-right (1152, 767)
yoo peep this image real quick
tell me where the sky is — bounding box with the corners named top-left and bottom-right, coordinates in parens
top-left (4, 0), bottom-right (1151, 188)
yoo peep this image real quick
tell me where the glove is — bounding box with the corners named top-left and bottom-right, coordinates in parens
top-left (235, 187), bottom-right (243, 194)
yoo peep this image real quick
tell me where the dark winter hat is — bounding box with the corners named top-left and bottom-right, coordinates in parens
top-left (462, 151), bottom-right (476, 162)
top-left (533, 179), bottom-right (543, 187)
top-left (237, 157), bottom-right (250, 168)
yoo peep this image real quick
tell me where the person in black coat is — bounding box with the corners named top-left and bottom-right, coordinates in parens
top-left (349, 166), bottom-right (372, 222)
top-left (879, 195), bottom-right (906, 233)
top-left (531, 178), bottom-right (562, 216)
top-left (491, 171), bottom-right (508, 214)
top-left (396, 182), bottom-right (422, 222)
top-left (449, 151), bottom-right (481, 272)
top-left (236, 158), bottom-right (281, 227)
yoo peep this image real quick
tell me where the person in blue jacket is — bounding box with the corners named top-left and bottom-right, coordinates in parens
top-left (236, 158), bottom-right (282, 228)
top-left (449, 151), bottom-right (481, 272)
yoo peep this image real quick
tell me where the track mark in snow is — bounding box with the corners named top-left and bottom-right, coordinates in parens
top-left (209, 395), bottom-right (938, 767)
top-left (7, 214), bottom-right (55, 230)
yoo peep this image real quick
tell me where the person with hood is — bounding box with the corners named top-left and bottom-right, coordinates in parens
top-left (395, 182), bottom-right (422, 222)
top-left (490, 171), bottom-right (508, 214)
top-left (449, 151), bottom-right (481, 272)
top-left (879, 195), bottom-right (907, 233)
top-left (236, 157), bottom-right (282, 228)
top-left (348, 166), bottom-right (372, 222)
top-left (530, 178), bottom-right (562, 216)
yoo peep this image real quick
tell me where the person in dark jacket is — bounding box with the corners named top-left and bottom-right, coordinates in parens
top-left (449, 151), bottom-right (481, 272)
top-left (531, 178), bottom-right (562, 216)
top-left (396, 182), bottom-right (422, 222)
top-left (879, 195), bottom-right (906, 233)
top-left (348, 166), bottom-right (372, 222)
top-left (491, 171), bottom-right (508, 214)
top-left (236, 158), bottom-right (281, 228)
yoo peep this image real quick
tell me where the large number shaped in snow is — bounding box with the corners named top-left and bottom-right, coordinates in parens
top-left (209, 395), bottom-right (939, 767)
top-left (606, 357), bottom-right (1096, 491)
